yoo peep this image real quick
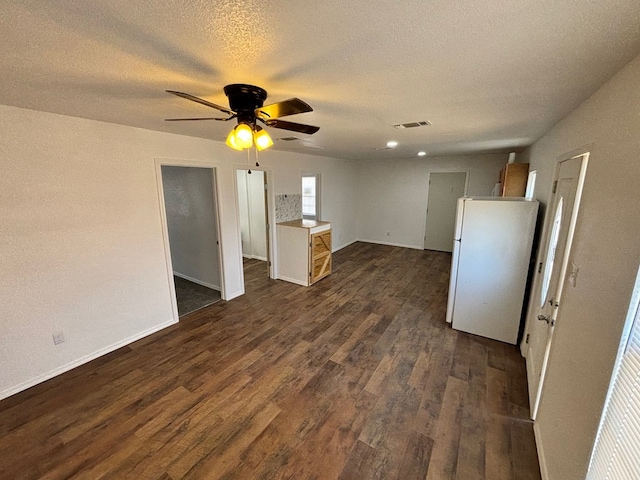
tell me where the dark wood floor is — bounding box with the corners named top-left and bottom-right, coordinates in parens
top-left (0, 242), bottom-right (540, 480)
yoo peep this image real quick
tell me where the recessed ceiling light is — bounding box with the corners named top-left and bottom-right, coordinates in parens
top-left (386, 141), bottom-right (398, 148)
top-left (418, 151), bottom-right (427, 157)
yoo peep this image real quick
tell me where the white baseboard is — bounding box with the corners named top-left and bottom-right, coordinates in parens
top-left (534, 422), bottom-right (549, 480)
top-left (0, 318), bottom-right (177, 401)
top-left (225, 289), bottom-right (244, 301)
top-left (277, 275), bottom-right (308, 287)
top-left (356, 238), bottom-right (423, 250)
top-left (242, 254), bottom-right (267, 262)
top-left (173, 271), bottom-right (220, 291)
top-left (332, 239), bottom-right (358, 253)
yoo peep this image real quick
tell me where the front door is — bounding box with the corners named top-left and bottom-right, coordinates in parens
top-left (424, 172), bottom-right (467, 252)
top-left (525, 153), bottom-right (589, 419)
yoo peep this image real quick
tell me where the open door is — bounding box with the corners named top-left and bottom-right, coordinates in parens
top-left (158, 164), bottom-right (224, 317)
top-left (525, 153), bottom-right (589, 419)
top-left (236, 169), bottom-right (272, 277)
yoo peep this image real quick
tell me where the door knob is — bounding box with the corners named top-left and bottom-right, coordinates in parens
top-left (537, 314), bottom-right (555, 326)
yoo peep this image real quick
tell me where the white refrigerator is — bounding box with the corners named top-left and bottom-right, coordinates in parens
top-left (446, 197), bottom-right (538, 344)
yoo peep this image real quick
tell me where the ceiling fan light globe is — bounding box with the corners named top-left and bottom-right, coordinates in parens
top-left (235, 124), bottom-right (254, 148)
top-left (225, 129), bottom-right (243, 150)
top-left (255, 129), bottom-right (273, 150)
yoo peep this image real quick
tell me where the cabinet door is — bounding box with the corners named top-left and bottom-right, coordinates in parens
top-left (502, 163), bottom-right (529, 197)
top-left (310, 230), bottom-right (332, 284)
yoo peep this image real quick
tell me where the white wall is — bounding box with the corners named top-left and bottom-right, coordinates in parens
top-left (519, 53), bottom-right (640, 480)
top-left (0, 104), bottom-right (360, 400)
top-left (355, 154), bottom-right (507, 248)
top-left (161, 166), bottom-right (220, 289)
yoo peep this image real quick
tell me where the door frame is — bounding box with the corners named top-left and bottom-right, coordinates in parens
top-left (155, 158), bottom-right (226, 323)
top-left (233, 165), bottom-right (276, 280)
top-left (423, 170), bottom-right (469, 250)
top-left (522, 148), bottom-right (590, 419)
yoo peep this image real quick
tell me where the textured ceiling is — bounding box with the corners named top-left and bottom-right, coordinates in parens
top-left (1, 0), bottom-right (640, 160)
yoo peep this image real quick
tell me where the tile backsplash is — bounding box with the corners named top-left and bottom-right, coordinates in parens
top-left (275, 194), bottom-right (302, 222)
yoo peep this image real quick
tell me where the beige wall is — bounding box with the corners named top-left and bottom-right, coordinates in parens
top-left (519, 53), bottom-right (640, 479)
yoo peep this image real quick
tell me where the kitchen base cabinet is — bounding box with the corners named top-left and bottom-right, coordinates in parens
top-left (276, 220), bottom-right (331, 286)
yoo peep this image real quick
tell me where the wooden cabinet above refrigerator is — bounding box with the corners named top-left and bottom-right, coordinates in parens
top-left (499, 163), bottom-right (529, 197)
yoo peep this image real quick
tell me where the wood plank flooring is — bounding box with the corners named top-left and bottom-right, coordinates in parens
top-left (0, 242), bottom-right (540, 479)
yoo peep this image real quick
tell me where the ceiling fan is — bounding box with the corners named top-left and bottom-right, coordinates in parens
top-left (165, 84), bottom-right (319, 151)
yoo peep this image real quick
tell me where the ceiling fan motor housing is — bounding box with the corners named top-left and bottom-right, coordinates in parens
top-left (224, 84), bottom-right (267, 125)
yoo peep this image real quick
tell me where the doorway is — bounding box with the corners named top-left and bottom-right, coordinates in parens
top-left (424, 172), bottom-right (468, 252)
top-left (524, 152), bottom-right (589, 419)
top-left (236, 169), bottom-right (271, 277)
top-left (159, 165), bottom-right (223, 317)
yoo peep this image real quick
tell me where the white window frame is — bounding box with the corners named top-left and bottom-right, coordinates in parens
top-left (525, 170), bottom-right (537, 200)
top-left (302, 173), bottom-right (321, 220)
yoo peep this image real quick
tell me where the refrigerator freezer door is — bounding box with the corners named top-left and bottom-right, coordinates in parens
top-left (446, 198), bottom-right (466, 323)
top-left (451, 200), bottom-right (538, 344)
top-left (453, 197), bottom-right (465, 241)
top-left (446, 238), bottom-right (461, 323)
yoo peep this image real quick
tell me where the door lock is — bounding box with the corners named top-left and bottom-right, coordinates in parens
top-left (537, 314), bottom-right (556, 327)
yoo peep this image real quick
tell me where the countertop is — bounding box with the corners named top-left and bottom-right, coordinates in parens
top-left (277, 219), bottom-right (330, 229)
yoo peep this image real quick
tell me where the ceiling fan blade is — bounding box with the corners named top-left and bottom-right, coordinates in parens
top-left (165, 116), bottom-right (234, 121)
top-left (256, 98), bottom-right (313, 119)
top-left (266, 119), bottom-right (320, 135)
top-left (166, 90), bottom-right (234, 115)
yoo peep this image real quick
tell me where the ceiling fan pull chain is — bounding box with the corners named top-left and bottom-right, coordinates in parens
top-left (255, 145), bottom-right (260, 168)
top-left (247, 147), bottom-right (252, 174)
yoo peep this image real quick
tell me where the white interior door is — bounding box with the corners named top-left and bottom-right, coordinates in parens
top-left (525, 153), bottom-right (588, 419)
top-left (236, 170), bottom-right (267, 261)
top-left (424, 172), bottom-right (467, 252)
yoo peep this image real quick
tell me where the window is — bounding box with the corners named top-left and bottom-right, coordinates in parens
top-left (540, 197), bottom-right (563, 307)
top-left (588, 266), bottom-right (640, 479)
top-left (525, 170), bottom-right (537, 199)
top-left (302, 174), bottom-right (320, 220)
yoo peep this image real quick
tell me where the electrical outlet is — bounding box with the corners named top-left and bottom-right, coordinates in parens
top-left (386, 232), bottom-right (390, 237)
top-left (52, 331), bottom-right (65, 345)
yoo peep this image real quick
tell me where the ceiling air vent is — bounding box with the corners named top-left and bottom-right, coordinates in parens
top-left (279, 136), bottom-right (300, 141)
top-left (393, 121), bottom-right (431, 129)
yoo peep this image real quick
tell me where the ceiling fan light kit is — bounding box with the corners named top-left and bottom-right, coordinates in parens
top-left (225, 123), bottom-right (274, 151)
top-left (166, 84), bottom-right (318, 152)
